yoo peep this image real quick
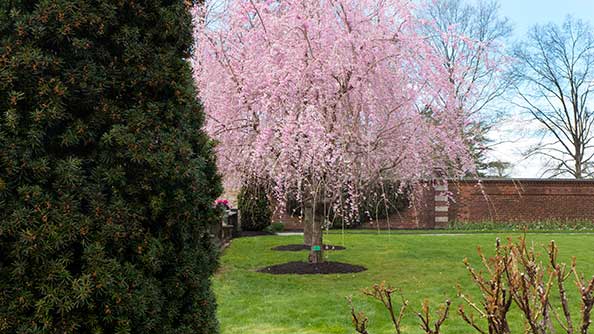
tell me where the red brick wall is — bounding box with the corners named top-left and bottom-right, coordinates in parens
top-left (271, 179), bottom-right (594, 230)
top-left (449, 179), bottom-right (594, 224)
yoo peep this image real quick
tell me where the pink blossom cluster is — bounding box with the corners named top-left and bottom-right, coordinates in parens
top-left (192, 0), bottom-right (487, 216)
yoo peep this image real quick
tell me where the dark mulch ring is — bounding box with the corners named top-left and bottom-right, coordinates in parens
top-left (271, 244), bottom-right (346, 251)
top-left (257, 261), bottom-right (367, 275)
top-left (237, 231), bottom-right (274, 238)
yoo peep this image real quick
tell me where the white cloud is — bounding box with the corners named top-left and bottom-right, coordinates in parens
top-left (487, 110), bottom-right (550, 178)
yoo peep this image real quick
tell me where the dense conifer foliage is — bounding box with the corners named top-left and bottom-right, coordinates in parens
top-left (0, 1), bottom-right (222, 333)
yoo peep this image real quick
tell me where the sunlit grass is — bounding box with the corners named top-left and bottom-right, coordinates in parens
top-left (214, 231), bottom-right (594, 334)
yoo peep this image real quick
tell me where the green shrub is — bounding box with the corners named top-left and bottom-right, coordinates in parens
top-left (238, 182), bottom-right (272, 231)
top-left (265, 222), bottom-right (285, 233)
top-left (0, 1), bottom-right (222, 333)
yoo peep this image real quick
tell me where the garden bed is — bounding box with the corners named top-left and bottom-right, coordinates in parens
top-left (257, 261), bottom-right (365, 275)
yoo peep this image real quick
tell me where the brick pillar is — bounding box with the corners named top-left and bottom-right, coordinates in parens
top-left (433, 181), bottom-right (449, 228)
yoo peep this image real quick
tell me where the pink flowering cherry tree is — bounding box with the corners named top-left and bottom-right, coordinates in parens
top-left (192, 0), bottom-right (485, 264)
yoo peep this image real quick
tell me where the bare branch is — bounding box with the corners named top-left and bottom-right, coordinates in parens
top-left (512, 17), bottom-right (594, 178)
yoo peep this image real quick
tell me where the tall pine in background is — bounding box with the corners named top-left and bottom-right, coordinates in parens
top-left (0, 1), bottom-right (222, 333)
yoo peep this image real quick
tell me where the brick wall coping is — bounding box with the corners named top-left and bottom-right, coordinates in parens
top-left (450, 178), bottom-right (594, 185)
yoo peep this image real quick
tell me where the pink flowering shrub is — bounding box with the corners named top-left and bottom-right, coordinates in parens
top-left (214, 198), bottom-right (230, 209)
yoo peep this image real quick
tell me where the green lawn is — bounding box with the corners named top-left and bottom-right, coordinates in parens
top-left (214, 231), bottom-right (594, 334)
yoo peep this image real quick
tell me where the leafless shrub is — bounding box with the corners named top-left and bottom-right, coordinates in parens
top-left (457, 238), bottom-right (513, 334)
top-left (349, 237), bottom-right (594, 334)
top-left (349, 282), bottom-right (450, 334)
top-left (459, 237), bottom-right (594, 334)
top-left (348, 296), bottom-right (370, 334)
top-left (418, 299), bottom-right (451, 334)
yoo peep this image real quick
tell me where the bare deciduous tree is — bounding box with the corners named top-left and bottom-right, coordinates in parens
top-left (512, 17), bottom-right (594, 178)
top-left (421, 0), bottom-right (513, 174)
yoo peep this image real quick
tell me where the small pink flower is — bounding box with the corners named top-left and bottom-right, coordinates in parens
top-left (215, 199), bottom-right (230, 208)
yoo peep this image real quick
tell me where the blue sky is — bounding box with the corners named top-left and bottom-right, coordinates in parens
top-left (499, 0), bottom-right (594, 38)
top-left (485, 0), bottom-right (594, 177)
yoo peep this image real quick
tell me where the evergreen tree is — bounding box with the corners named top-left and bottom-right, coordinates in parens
top-left (0, 1), bottom-right (222, 333)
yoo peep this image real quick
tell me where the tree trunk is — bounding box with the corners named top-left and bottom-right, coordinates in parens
top-left (303, 209), bottom-right (313, 246)
top-left (575, 149), bottom-right (583, 179)
top-left (304, 203), bottom-right (323, 263)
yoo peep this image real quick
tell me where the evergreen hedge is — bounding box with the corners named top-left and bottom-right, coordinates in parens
top-left (238, 182), bottom-right (272, 231)
top-left (0, 1), bottom-right (222, 333)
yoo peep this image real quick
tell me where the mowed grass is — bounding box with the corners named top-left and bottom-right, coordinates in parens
top-left (213, 232), bottom-right (594, 334)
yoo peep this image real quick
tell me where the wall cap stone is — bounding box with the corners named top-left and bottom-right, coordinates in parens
top-left (451, 178), bottom-right (594, 185)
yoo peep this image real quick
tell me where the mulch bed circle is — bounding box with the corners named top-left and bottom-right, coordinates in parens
top-left (257, 261), bottom-right (366, 275)
top-left (271, 244), bottom-right (346, 251)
